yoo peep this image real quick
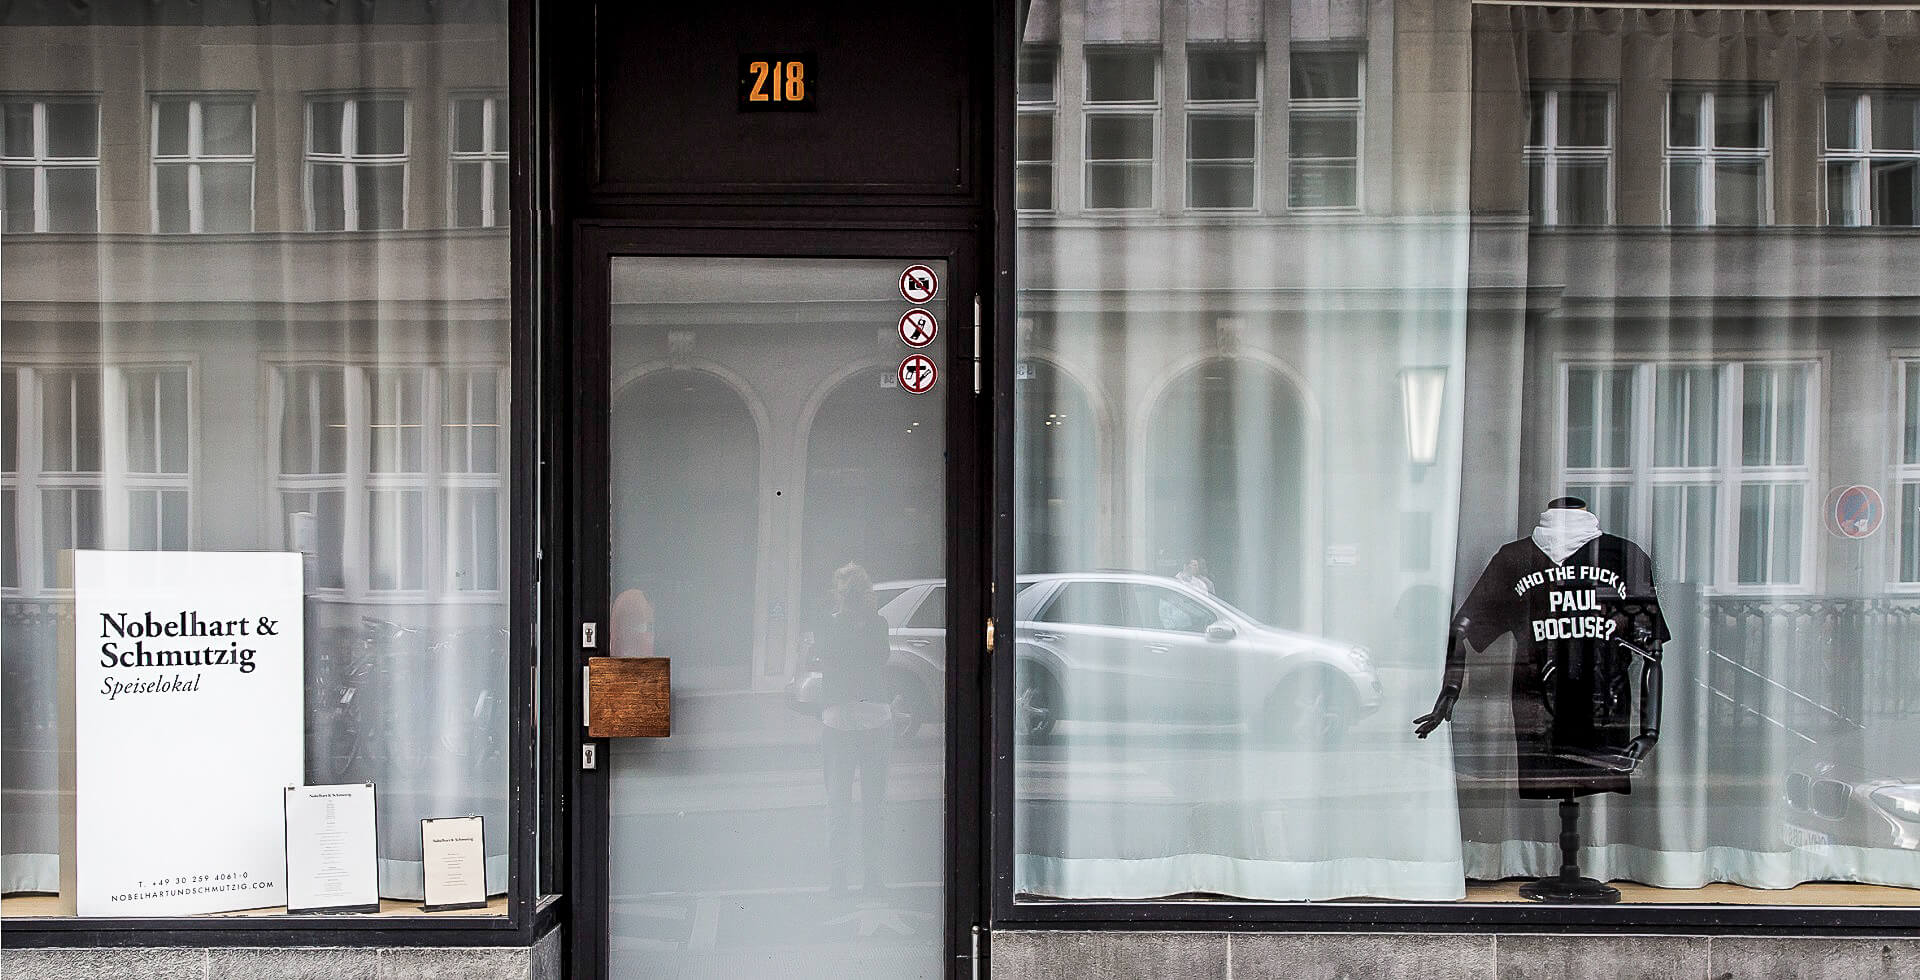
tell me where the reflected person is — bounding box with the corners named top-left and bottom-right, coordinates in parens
top-left (819, 563), bottom-right (895, 896)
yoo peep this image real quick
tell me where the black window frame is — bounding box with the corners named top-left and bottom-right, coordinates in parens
top-left (990, 0), bottom-right (1920, 940)
top-left (0, 0), bottom-right (551, 949)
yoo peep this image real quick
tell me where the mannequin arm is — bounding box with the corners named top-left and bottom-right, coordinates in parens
top-left (1413, 617), bottom-right (1472, 738)
top-left (1620, 625), bottom-right (1662, 762)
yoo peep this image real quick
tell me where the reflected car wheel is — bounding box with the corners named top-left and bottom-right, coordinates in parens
top-left (1263, 670), bottom-right (1353, 746)
top-left (1015, 661), bottom-right (1059, 741)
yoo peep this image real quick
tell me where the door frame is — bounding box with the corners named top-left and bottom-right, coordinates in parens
top-left (565, 222), bottom-right (991, 980)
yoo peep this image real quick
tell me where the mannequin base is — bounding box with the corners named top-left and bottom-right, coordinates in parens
top-left (1519, 875), bottom-right (1621, 904)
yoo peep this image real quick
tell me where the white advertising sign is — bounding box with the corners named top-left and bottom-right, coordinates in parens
top-left (62, 551), bottom-right (304, 917)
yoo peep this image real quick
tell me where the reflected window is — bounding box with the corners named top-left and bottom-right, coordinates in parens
top-left (1526, 88), bottom-right (1612, 225)
top-left (152, 96), bottom-right (255, 233)
top-left (1825, 91), bottom-right (1920, 226)
top-left (0, 365), bottom-right (191, 594)
top-left (1084, 49), bottom-right (1157, 210)
top-left (1126, 585), bottom-right (1212, 633)
top-left (1187, 48), bottom-right (1260, 210)
top-left (451, 94), bottom-right (507, 228)
top-left (1288, 49), bottom-right (1360, 209)
top-left (1562, 360), bottom-right (1812, 587)
top-left (0, 96), bottom-right (99, 233)
top-left (1039, 580), bottom-right (1130, 628)
top-left (274, 364), bottom-right (506, 596)
top-left (306, 95), bottom-right (409, 231)
top-left (1017, 52), bottom-right (1057, 211)
top-left (1666, 89), bottom-right (1769, 226)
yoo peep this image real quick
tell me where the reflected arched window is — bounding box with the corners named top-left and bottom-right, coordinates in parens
top-left (1015, 359), bottom-right (1098, 573)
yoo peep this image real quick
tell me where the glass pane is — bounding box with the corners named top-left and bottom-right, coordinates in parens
top-left (200, 162), bottom-right (253, 232)
top-left (154, 163), bottom-right (191, 233)
top-left (368, 489), bottom-right (424, 590)
top-left (1, 371), bottom-right (16, 471)
top-left (1652, 484), bottom-right (1716, 584)
top-left (492, 158), bottom-right (507, 224)
top-left (280, 369), bottom-right (347, 474)
top-left (158, 370), bottom-right (189, 473)
top-left (1086, 49), bottom-right (1156, 103)
top-left (1017, 112), bottom-right (1053, 162)
top-left (160, 490), bottom-right (189, 549)
top-left (43, 101), bottom-right (96, 158)
top-left (1016, 162), bottom-right (1053, 210)
top-left (1667, 160), bottom-right (1702, 225)
top-left (202, 102), bottom-right (252, 156)
top-left (1715, 160), bottom-right (1765, 225)
top-left (1742, 366), bottom-right (1806, 467)
top-left (1668, 91), bottom-right (1703, 147)
top-left (2, 166), bottom-right (31, 233)
top-left (1565, 367), bottom-right (1632, 469)
top-left (1189, 162), bottom-right (1255, 209)
top-left (444, 488), bottom-right (499, 591)
top-left (309, 99), bottom-right (344, 154)
top-left (1908, 363), bottom-right (1920, 464)
top-left (1087, 162), bottom-right (1154, 208)
top-left (155, 100), bottom-right (191, 156)
top-left (126, 371), bottom-right (160, 472)
top-left (1190, 114), bottom-right (1255, 160)
top-left (43, 167), bottom-right (96, 232)
top-left (1738, 483), bottom-right (1803, 585)
top-left (1873, 93), bottom-right (1920, 151)
top-left (1290, 113), bottom-right (1356, 158)
top-left (355, 99), bottom-right (406, 155)
top-left (370, 371), bottom-right (423, 473)
top-left (1290, 50), bottom-right (1360, 100)
top-left (283, 491), bottom-right (345, 591)
top-left (1189, 49), bottom-right (1258, 102)
top-left (1558, 91), bottom-right (1609, 147)
top-left (1527, 89), bottom-right (1548, 147)
top-left (0, 488), bottom-right (15, 589)
top-left (0, 102), bottom-right (32, 157)
top-left (309, 163), bottom-right (345, 230)
top-left (1827, 160), bottom-right (1858, 226)
top-left (356, 163), bottom-right (405, 229)
top-left (1018, 52), bottom-right (1057, 104)
top-left (1653, 366), bottom-right (1718, 468)
top-left (129, 489), bottom-right (161, 550)
top-left (453, 160), bottom-right (486, 228)
top-left (453, 98), bottom-right (487, 153)
top-left (607, 257), bottom-right (946, 977)
top-left (1870, 159), bottom-right (1919, 226)
top-left (1086, 114), bottom-right (1154, 160)
top-left (1715, 93), bottom-right (1766, 148)
top-left (1906, 484), bottom-right (1920, 582)
top-left (1556, 160), bottom-right (1609, 224)
top-left (1288, 161), bottom-right (1355, 207)
top-left (1827, 93), bottom-right (1859, 149)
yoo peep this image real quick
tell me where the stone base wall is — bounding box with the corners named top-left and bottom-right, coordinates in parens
top-left (0, 924), bottom-right (560, 980)
top-left (990, 931), bottom-right (1920, 980)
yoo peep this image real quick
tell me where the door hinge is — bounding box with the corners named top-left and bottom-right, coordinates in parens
top-left (971, 294), bottom-right (983, 396)
top-left (971, 924), bottom-right (984, 980)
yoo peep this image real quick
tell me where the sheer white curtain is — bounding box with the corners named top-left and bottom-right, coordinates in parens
top-left (0, 2), bottom-right (511, 903)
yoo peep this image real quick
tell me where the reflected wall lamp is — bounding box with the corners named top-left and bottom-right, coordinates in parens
top-left (1400, 366), bottom-right (1447, 466)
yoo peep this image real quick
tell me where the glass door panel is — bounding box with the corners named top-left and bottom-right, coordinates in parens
top-left (605, 257), bottom-right (948, 979)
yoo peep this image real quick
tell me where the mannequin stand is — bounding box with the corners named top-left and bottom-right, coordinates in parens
top-left (1518, 793), bottom-right (1620, 904)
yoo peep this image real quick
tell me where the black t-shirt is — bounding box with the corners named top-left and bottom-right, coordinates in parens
top-left (818, 607), bottom-right (890, 706)
top-left (1449, 533), bottom-right (1669, 798)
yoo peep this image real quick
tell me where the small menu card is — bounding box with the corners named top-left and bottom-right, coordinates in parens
top-left (283, 783), bottom-right (379, 914)
top-left (421, 816), bottom-right (487, 912)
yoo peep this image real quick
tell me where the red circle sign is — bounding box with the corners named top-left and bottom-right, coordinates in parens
top-left (899, 265), bottom-right (938, 304)
top-left (898, 354), bottom-right (937, 394)
top-left (898, 308), bottom-right (938, 348)
top-left (1825, 485), bottom-right (1884, 539)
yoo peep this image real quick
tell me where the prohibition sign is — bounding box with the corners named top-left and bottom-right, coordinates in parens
top-left (1825, 484), bottom-right (1884, 539)
top-left (898, 353), bottom-right (937, 394)
top-left (899, 264), bottom-right (939, 304)
top-left (899, 308), bottom-right (938, 348)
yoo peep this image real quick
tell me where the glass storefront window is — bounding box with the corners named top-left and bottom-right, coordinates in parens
top-left (2, 1), bottom-right (511, 919)
top-left (1015, 0), bottom-right (1920, 910)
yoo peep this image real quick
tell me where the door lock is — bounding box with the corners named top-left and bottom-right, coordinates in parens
top-left (581, 742), bottom-right (598, 770)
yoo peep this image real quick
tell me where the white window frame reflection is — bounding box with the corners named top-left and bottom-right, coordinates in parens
top-left (1082, 48), bottom-right (1160, 212)
top-left (1526, 87), bottom-right (1614, 227)
top-left (1663, 88), bottom-right (1772, 227)
top-left (269, 361), bottom-right (507, 602)
top-left (1892, 359), bottom-right (1920, 586)
top-left (449, 92), bottom-right (507, 229)
top-left (304, 94), bottom-right (411, 232)
top-left (1286, 48), bottom-right (1363, 212)
top-left (1, 361), bottom-right (196, 598)
top-left (150, 94), bottom-right (257, 233)
top-left (1185, 47), bottom-right (1261, 212)
top-left (1, 95), bottom-right (100, 234)
top-left (1557, 357), bottom-right (1818, 592)
top-left (1823, 90), bottom-right (1920, 227)
top-left (1016, 50), bottom-right (1058, 213)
